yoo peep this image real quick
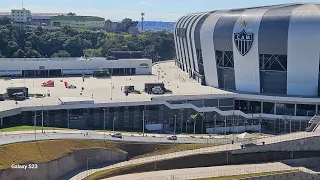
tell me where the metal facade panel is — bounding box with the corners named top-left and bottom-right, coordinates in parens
top-left (213, 10), bottom-right (245, 51)
top-left (186, 13), bottom-right (204, 74)
top-left (287, 5), bottom-right (320, 96)
top-left (174, 16), bottom-right (185, 64)
top-left (181, 14), bottom-right (197, 72)
top-left (191, 13), bottom-right (209, 72)
top-left (258, 5), bottom-right (301, 55)
top-left (233, 8), bottom-right (268, 93)
top-left (175, 15), bottom-right (189, 68)
top-left (260, 71), bottom-right (287, 94)
top-left (217, 67), bottom-right (236, 90)
top-left (200, 11), bottom-right (227, 87)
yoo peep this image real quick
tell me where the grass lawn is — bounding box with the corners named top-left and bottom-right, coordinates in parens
top-left (0, 126), bottom-right (72, 132)
top-left (196, 170), bottom-right (299, 180)
top-left (0, 139), bottom-right (217, 170)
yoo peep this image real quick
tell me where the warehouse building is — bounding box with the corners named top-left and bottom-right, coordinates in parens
top-left (0, 57), bottom-right (152, 77)
top-left (51, 15), bottom-right (105, 30)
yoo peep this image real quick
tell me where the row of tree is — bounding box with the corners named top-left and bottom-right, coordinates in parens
top-left (0, 24), bottom-right (175, 61)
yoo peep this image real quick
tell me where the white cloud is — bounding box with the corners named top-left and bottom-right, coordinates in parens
top-left (139, 1), bottom-right (147, 5)
top-left (0, 5), bottom-right (180, 21)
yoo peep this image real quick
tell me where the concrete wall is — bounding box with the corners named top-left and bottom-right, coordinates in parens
top-left (240, 172), bottom-right (320, 180)
top-left (0, 148), bottom-right (127, 180)
top-left (232, 136), bottom-right (320, 154)
top-left (282, 157), bottom-right (320, 170)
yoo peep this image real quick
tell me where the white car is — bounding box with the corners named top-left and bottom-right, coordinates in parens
top-left (66, 85), bottom-right (77, 89)
top-left (167, 135), bottom-right (177, 140)
top-left (111, 132), bottom-right (122, 138)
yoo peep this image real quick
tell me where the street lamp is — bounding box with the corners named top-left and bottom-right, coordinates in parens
top-left (173, 114), bottom-right (177, 135)
top-left (112, 117), bottom-right (116, 132)
top-left (186, 120), bottom-right (190, 134)
top-left (87, 157), bottom-right (90, 177)
top-left (224, 74), bottom-right (227, 90)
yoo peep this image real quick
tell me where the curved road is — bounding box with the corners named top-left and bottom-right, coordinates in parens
top-left (0, 130), bottom-right (231, 146)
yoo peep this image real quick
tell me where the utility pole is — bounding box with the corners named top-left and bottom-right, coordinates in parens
top-left (142, 110), bottom-right (145, 137)
top-left (214, 114), bottom-right (217, 134)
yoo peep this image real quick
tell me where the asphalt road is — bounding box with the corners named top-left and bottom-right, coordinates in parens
top-left (0, 130), bottom-right (232, 145)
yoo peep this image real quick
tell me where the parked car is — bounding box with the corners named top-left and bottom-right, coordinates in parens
top-left (111, 132), bottom-right (122, 138)
top-left (167, 135), bottom-right (177, 140)
top-left (66, 84), bottom-right (77, 89)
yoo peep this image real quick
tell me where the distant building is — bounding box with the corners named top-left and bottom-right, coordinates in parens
top-left (0, 12), bottom-right (11, 19)
top-left (31, 13), bottom-right (67, 26)
top-left (128, 26), bottom-right (139, 34)
top-left (51, 15), bottom-right (105, 30)
top-left (105, 21), bottom-right (122, 32)
top-left (11, 8), bottom-right (31, 23)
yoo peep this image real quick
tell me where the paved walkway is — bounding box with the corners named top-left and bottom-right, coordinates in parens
top-left (106, 162), bottom-right (294, 180)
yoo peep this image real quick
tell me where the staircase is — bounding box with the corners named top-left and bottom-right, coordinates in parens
top-left (306, 115), bottom-right (320, 132)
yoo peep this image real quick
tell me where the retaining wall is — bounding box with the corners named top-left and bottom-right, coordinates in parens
top-left (0, 148), bottom-right (127, 180)
top-left (232, 136), bottom-right (320, 154)
top-left (240, 172), bottom-right (320, 180)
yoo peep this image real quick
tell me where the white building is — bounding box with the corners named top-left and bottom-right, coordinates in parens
top-left (0, 57), bottom-right (152, 77)
top-left (11, 8), bottom-right (31, 23)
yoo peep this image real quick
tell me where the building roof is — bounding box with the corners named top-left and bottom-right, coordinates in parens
top-left (51, 15), bottom-right (105, 22)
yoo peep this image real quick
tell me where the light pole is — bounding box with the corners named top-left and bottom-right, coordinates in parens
top-left (186, 120), bottom-right (190, 134)
top-left (103, 108), bottom-right (106, 139)
top-left (41, 105), bottom-right (44, 133)
top-left (214, 114), bottom-right (217, 134)
top-left (34, 109), bottom-right (37, 141)
top-left (193, 120), bottom-right (196, 135)
top-left (112, 117), bottom-right (116, 132)
top-left (173, 114), bottom-right (177, 135)
top-left (87, 157), bottom-right (90, 177)
top-left (67, 109), bottom-right (70, 129)
top-left (142, 110), bottom-right (145, 137)
top-left (224, 74), bottom-right (227, 90)
top-left (224, 116), bottom-right (227, 138)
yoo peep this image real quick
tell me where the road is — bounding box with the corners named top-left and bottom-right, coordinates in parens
top-left (106, 162), bottom-right (294, 180)
top-left (0, 130), bottom-right (232, 145)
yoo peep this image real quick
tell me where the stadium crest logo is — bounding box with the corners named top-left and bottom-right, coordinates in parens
top-left (234, 21), bottom-right (253, 56)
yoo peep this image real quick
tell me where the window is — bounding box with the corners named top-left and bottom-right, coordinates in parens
top-left (259, 54), bottom-right (287, 71)
top-left (216, 51), bottom-right (234, 68)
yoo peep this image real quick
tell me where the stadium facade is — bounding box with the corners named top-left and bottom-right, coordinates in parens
top-left (173, 3), bottom-right (320, 96)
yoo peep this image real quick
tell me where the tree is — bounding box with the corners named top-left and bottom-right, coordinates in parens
top-left (121, 18), bottom-right (139, 32)
top-left (13, 49), bottom-right (26, 58)
top-left (0, 17), bottom-right (10, 25)
top-left (52, 50), bottom-right (70, 57)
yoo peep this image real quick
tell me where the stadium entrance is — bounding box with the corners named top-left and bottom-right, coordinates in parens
top-left (22, 69), bottom-right (62, 78)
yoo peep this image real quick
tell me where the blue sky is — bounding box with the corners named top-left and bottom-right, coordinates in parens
top-left (0, 0), bottom-right (318, 21)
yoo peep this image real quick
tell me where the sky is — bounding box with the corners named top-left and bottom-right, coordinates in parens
top-left (0, 0), bottom-right (319, 22)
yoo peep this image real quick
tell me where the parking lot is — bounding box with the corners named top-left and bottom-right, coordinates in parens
top-left (0, 61), bottom-right (229, 111)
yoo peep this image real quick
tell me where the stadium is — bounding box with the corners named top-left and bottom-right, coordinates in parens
top-left (174, 2), bottom-right (320, 96)
top-left (1, 3), bottom-right (320, 135)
